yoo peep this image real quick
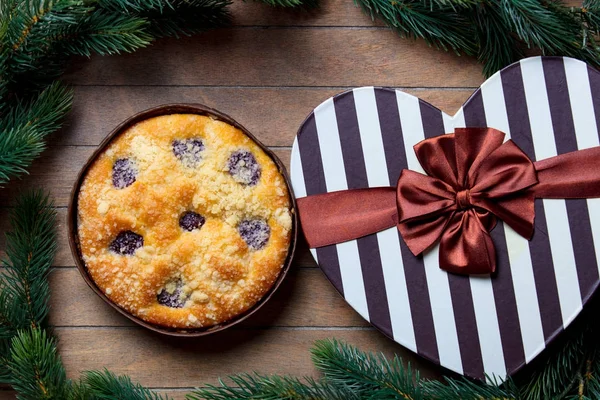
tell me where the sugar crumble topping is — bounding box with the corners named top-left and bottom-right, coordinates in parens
top-left (77, 114), bottom-right (292, 329)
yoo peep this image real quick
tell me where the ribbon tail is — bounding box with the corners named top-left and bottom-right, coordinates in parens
top-left (439, 210), bottom-right (496, 275)
top-left (533, 146), bottom-right (600, 198)
top-left (296, 187), bottom-right (398, 248)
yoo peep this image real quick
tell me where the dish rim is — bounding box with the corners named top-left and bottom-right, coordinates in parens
top-left (67, 103), bottom-right (298, 337)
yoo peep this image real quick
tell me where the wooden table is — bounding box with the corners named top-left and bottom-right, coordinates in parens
top-left (0, 1), bottom-right (487, 397)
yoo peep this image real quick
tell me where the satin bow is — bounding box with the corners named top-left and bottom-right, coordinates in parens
top-left (396, 127), bottom-right (537, 274)
top-left (296, 127), bottom-right (600, 275)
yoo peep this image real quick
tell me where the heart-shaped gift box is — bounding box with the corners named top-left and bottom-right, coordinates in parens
top-left (290, 56), bottom-right (600, 381)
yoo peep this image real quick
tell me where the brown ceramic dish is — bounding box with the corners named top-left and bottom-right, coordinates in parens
top-left (67, 104), bottom-right (297, 336)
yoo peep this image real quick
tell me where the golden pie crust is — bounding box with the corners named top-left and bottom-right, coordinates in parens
top-left (77, 114), bottom-right (292, 328)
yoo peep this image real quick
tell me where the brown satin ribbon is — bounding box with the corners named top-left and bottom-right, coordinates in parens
top-left (297, 127), bottom-right (600, 275)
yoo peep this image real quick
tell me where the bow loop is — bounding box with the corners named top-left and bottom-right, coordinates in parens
top-left (398, 128), bottom-right (538, 274)
top-left (439, 210), bottom-right (497, 274)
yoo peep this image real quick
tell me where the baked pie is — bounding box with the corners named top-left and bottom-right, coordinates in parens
top-left (77, 113), bottom-right (293, 328)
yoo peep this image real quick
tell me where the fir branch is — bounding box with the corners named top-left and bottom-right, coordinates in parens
top-left (56, 11), bottom-right (153, 56)
top-left (253, 0), bottom-right (318, 9)
top-left (500, 0), bottom-right (583, 57)
top-left (0, 190), bottom-right (57, 332)
top-left (581, 0), bottom-right (600, 35)
top-left (139, 0), bottom-right (232, 38)
top-left (354, 0), bottom-right (477, 55)
top-left (77, 369), bottom-right (171, 400)
top-left (7, 328), bottom-right (70, 400)
top-left (0, 0), bottom-right (231, 185)
top-left (422, 375), bottom-right (518, 400)
top-left (420, 0), bottom-right (483, 10)
top-left (5, 0), bottom-right (86, 54)
top-left (520, 320), bottom-right (596, 400)
top-left (0, 340), bottom-right (11, 384)
top-left (311, 338), bottom-right (423, 399)
top-left (472, 2), bottom-right (522, 78)
top-left (188, 374), bottom-right (359, 400)
top-left (0, 82), bottom-right (72, 185)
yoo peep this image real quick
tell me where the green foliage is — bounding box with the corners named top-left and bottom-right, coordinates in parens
top-left (76, 369), bottom-right (173, 400)
top-left (0, 82), bottom-right (72, 186)
top-left (353, 0), bottom-right (600, 77)
top-left (422, 376), bottom-right (517, 400)
top-left (189, 374), bottom-right (359, 400)
top-left (0, 190), bottom-right (56, 335)
top-left (355, 0), bottom-right (477, 55)
top-left (7, 329), bottom-right (70, 400)
top-left (252, 0), bottom-right (318, 9)
top-left (0, 0), bottom-right (232, 186)
top-left (311, 338), bottom-right (423, 399)
top-left (472, 2), bottom-right (522, 78)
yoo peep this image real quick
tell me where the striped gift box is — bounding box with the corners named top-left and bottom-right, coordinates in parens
top-left (290, 56), bottom-right (600, 381)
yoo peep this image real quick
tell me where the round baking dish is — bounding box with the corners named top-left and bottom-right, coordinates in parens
top-left (67, 104), bottom-right (298, 336)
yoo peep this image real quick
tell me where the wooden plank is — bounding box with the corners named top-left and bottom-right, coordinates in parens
top-left (55, 327), bottom-right (442, 388)
top-left (0, 208), bottom-right (72, 266)
top-left (48, 268), bottom-right (362, 327)
top-left (0, 146), bottom-right (291, 207)
top-left (60, 86), bottom-right (473, 146)
top-left (64, 29), bottom-right (483, 87)
top-left (0, 207), bottom-right (317, 268)
top-left (0, 392), bottom-right (14, 400)
top-left (231, 0), bottom-right (384, 27)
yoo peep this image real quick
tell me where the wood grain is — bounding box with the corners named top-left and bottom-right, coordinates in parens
top-left (0, 207), bottom-right (317, 268)
top-left (64, 29), bottom-right (483, 87)
top-left (55, 327), bottom-right (443, 388)
top-left (48, 268), bottom-right (363, 327)
top-left (0, 146), bottom-right (290, 207)
top-left (0, 392), bottom-right (15, 400)
top-left (0, 86), bottom-right (474, 204)
top-left (59, 86), bottom-right (474, 146)
top-left (0, 0), bottom-right (530, 395)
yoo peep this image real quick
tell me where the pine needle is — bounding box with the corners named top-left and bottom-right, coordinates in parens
top-left (0, 82), bottom-right (73, 186)
top-left (354, 0), bottom-right (477, 55)
top-left (0, 0), bottom-right (231, 185)
top-left (78, 369), bottom-right (172, 400)
top-left (311, 338), bottom-right (423, 399)
top-left (0, 190), bottom-right (56, 333)
top-left (8, 329), bottom-right (69, 400)
top-left (188, 373), bottom-right (359, 400)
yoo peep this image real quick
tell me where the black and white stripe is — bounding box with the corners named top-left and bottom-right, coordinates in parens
top-left (290, 56), bottom-right (600, 380)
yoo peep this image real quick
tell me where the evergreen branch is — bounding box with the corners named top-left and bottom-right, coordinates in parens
top-left (188, 374), bottom-right (359, 400)
top-left (56, 12), bottom-right (153, 56)
top-left (0, 0), bottom-right (231, 184)
top-left (0, 341), bottom-right (11, 384)
top-left (77, 369), bottom-right (171, 400)
top-left (354, 0), bottom-right (477, 55)
top-left (5, 0), bottom-right (85, 53)
top-left (520, 320), bottom-right (595, 400)
top-left (140, 0), bottom-right (232, 38)
top-left (500, 0), bottom-right (584, 57)
top-left (253, 0), bottom-right (318, 9)
top-left (7, 328), bottom-right (70, 400)
top-left (311, 338), bottom-right (423, 399)
top-left (581, 0), bottom-right (600, 35)
top-left (472, 2), bottom-right (522, 79)
top-left (0, 82), bottom-right (72, 185)
top-left (420, 0), bottom-right (482, 10)
top-left (0, 190), bottom-right (57, 332)
top-left (422, 375), bottom-right (518, 400)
